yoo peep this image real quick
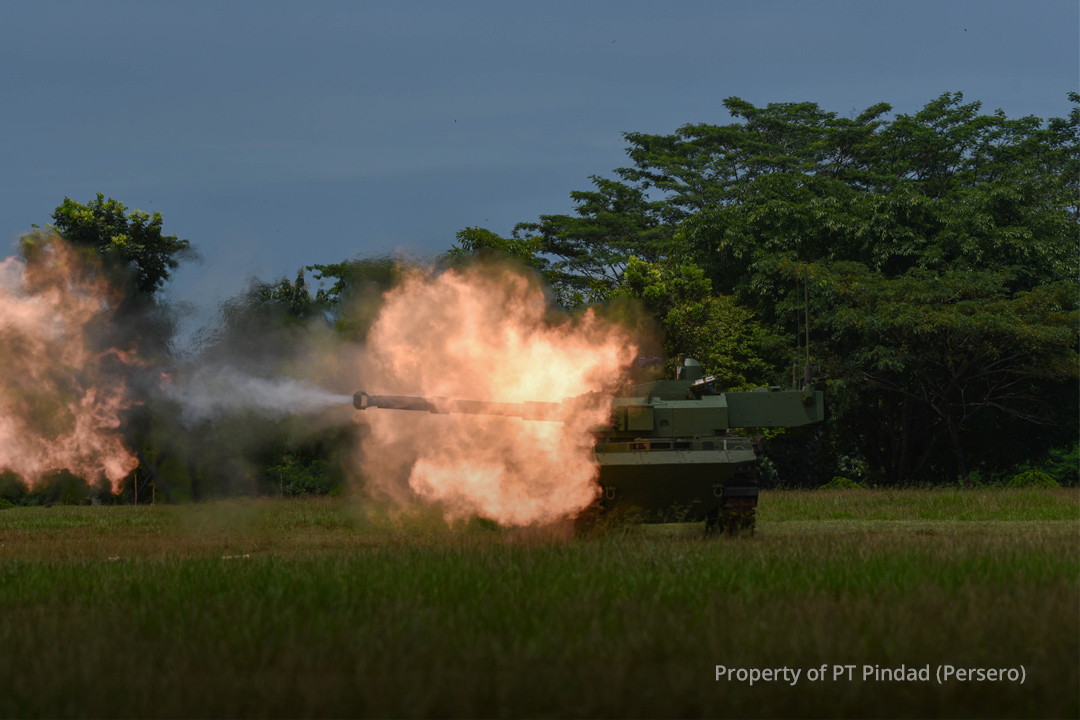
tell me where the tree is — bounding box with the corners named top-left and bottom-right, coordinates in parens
top-left (9, 196), bottom-right (195, 498)
top-left (46, 193), bottom-right (195, 295)
top-left (662, 94), bottom-right (1079, 484)
top-left (491, 92), bottom-right (1079, 484)
top-left (618, 257), bottom-right (782, 388)
top-left (507, 176), bottom-right (674, 306)
top-left (257, 270), bottom-right (324, 322)
top-left (817, 265), bottom-right (1078, 484)
top-left (618, 98), bottom-right (893, 214)
top-left (306, 255), bottom-right (412, 339)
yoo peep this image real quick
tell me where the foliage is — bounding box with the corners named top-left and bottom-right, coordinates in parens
top-left (566, 91), bottom-right (1079, 486)
top-left (448, 223), bottom-right (614, 307)
top-left (189, 274), bottom-right (321, 372)
top-left (509, 177), bottom-right (675, 304)
top-left (1006, 470), bottom-right (1061, 489)
top-left (620, 98), bottom-right (892, 218)
top-left (6, 196), bottom-right (195, 502)
top-left (817, 265), bottom-right (1078, 484)
top-left (1041, 441), bottom-right (1080, 486)
top-left (819, 476), bottom-right (864, 490)
top-left (456, 94), bottom-right (1078, 486)
top-left (447, 226), bottom-right (548, 270)
top-left (267, 454), bottom-right (338, 497)
top-left (759, 425), bottom-right (840, 489)
top-left (43, 193), bottom-right (196, 295)
top-left (255, 269), bottom-right (325, 322)
top-left (0, 470), bottom-right (98, 507)
top-left (618, 257), bottom-right (782, 387)
top-left (306, 254), bottom-right (413, 339)
top-left (148, 263), bottom-right (355, 501)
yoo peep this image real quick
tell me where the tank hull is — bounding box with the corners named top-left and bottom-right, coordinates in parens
top-left (594, 435), bottom-right (759, 523)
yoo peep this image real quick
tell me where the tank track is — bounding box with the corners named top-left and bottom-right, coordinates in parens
top-left (573, 495), bottom-right (756, 537)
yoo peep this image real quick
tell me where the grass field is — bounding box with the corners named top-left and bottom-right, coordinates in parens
top-left (0, 489), bottom-right (1076, 718)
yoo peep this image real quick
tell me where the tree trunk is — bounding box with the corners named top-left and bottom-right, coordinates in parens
top-left (945, 415), bottom-right (970, 486)
top-left (895, 395), bottom-right (913, 484)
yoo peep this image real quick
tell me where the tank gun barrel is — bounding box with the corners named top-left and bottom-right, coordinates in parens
top-left (353, 391), bottom-right (565, 422)
top-left (354, 383), bottom-right (824, 430)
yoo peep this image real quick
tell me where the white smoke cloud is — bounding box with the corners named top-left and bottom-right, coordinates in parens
top-left (160, 367), bottom-right (353, 426)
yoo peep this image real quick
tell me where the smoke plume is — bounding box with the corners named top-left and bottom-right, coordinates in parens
top-left (159, 367), bottom-right (352, 426)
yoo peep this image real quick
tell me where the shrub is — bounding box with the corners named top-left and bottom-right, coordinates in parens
top-left (1042, 441), bottom-right (1079, 486)
top-left (819, 476), bottom-right (864, 490)
top-left (267, 455), bottom-right (338, 496)
top-left (1005, 471), bottom-right (1061, 489)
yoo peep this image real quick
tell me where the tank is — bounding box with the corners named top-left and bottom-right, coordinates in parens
top-left (353, 358), bottom-right (825, 535)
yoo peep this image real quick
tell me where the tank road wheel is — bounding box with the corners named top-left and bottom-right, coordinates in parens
top-left (722, 497), bottom-right (756, 537)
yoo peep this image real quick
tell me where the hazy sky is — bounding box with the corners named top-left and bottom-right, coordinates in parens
top-left (1, 0), bottom-right (1076, 334)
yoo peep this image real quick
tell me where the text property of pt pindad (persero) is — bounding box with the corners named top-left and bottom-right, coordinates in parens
top-left (714, 664), bottom-right (1026, 686)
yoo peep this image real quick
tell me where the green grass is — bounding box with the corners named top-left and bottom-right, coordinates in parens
top-left (0, 490), bottom-right (1076, 718)
top-left (763, 488), bottom-right (1078, 522)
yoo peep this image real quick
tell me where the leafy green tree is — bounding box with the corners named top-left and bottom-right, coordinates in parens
top-left (619, 98), bottom-right (892, 214)
top-left (618, 257), bottom-right (782, 388)
top-left (669, 94), bottom-right (1079, 484)
top-left (267, 453), bottom-right (338, 496)
top-left (45, 193), bottom-right (195, 295)
top-left (15, 195), bottom-right (196, 497)
top-left (257, 270), bottom-right (324, 322)
top-left (306, 255), bottom-right (411, 339)
top-left (1040, 441), bottom-right (1079, 486)
top-left (817, 265), bottom-right (1078, 484)
top-left (505, 177), bottom-right (675, 305)
top-left (682, 98), bottom-right (1078, 300)
top-left (447, 226), bottom-right (547, 268)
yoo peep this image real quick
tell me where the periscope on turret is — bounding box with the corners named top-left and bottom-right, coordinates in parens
top-left (352, 358), bottom-right (824, 535)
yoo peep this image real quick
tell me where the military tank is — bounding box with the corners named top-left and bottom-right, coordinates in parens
top-left (353, 358), bottom-right (824, 534)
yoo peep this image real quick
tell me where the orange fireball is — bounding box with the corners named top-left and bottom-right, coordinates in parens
top-left (354, 263), bottom-right (638, 526)
top-left (0, 238), bottom-right (137, 492)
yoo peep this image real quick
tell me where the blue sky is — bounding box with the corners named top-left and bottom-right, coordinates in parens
top-left (1, 0), bottom-right (1076, 335)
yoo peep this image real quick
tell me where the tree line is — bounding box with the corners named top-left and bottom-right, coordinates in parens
top-left (3, 91), bottom-right (1077, 504)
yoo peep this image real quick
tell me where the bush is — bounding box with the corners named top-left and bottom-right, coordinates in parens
top-left (0, 496), bottom-right (13, 510)
top-left (1042, 442), bottom-right (1079, 486)
top-left (267, 455), bottom-right (338, 496)
top-left (819, 476), bottom-right (864, 490)
top-left (1005, 471), bottom-right (1061, 489)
